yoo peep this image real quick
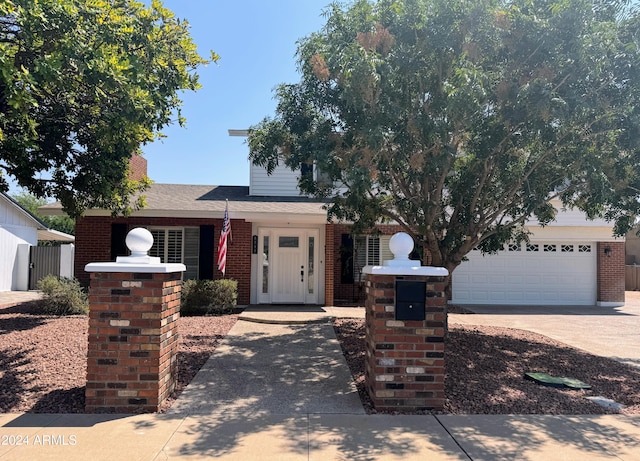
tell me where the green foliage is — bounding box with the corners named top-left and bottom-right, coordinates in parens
top-left (11, 190), bottom-right (75, 236)
top-left (249, 0), bottom-right (640, 275)
top-left (0, 0), bottom-right (217, 218)
top-left (181, 279), bottom-right (238, 316)
top-left (36, 275), bottom-right (88, 316)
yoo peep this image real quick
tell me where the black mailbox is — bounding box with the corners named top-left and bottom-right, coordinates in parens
top-left (395, 280), bottom-right (426, 321)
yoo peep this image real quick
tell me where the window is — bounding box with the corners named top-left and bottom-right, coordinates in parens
top-left (279, 236), bottom-right (299, 248)
top-left (561, 245), bottom-right (574, 252)
top-left (341, 234), bottom-right (392, 284)
top-left (308, 236), bottom-right (315, 294)
top-left (300, 162), bottom-right (314, 180)
top-left (526, 243), bottom-right (539, 252)
top-left (543, 244), bottom-right (557, 252)
top-left (262, 236), bottom-right (269, 294)
top-left (508, 243), bottom-right (521, 252)
top-left (354, 236), bottom-right (381, 270)
top-left (148, 227), bottom-right (199, 279)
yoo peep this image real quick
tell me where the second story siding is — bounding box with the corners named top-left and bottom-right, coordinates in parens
top-left (249, 162), bottom-right (305, 196)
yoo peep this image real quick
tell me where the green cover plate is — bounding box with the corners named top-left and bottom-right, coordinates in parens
top-left (524, 372), bottom-right (591, 390)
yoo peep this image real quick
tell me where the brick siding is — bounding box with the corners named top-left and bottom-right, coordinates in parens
top-left (597, 241), bottom-right (625, 304)
top-left (75, 216), bottom-right (252, 305)
top-left (325, 224), bottom-right (335, 306)
top-left (75, 217), bottom-right (624, 307)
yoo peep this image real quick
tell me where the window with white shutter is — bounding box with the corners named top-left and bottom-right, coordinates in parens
top-left (148, 227), bottom-right (200, 279)
top-left (166, 229), bottom-right (182, 263)
top-left (354, 235), bottom-right (382, 272)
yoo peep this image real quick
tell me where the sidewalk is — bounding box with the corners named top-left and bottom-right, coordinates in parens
top-left (1, 302), bottom-right (640, 460)
top-left (0, 291), bottom-right (42, 309)
top-left (5, 411), bottom-right (640, 460)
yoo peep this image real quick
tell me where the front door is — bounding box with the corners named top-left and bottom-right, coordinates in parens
top-left (258, 228), bottom-right (319, 304)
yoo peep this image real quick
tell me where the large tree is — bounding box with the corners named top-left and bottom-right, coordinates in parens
top-left (0, 0), bottom-right (216, 217)
top-left (249, 0), bottom-right (640, 277)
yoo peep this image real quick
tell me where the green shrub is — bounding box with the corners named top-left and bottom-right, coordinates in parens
top-left (36, 275), bottom-right (89, 315)
top-left (181, 279), bottom-right (238, 316)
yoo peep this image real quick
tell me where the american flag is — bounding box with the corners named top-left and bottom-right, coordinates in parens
top-left (217, 201), bottom-right (231, 275)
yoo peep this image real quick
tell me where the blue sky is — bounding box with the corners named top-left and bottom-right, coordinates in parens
top-left (6, 0), bottom-right (330, 195)
top-left (142, 0), bottom-right (331, 187)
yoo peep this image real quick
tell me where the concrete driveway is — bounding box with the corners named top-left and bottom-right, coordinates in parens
top-left (449, 291), bottom-right (640, 369)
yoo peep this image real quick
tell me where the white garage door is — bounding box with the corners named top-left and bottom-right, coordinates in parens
top-left (451, 242), bottom-right (597, 305)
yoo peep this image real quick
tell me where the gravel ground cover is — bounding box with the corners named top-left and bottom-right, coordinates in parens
top-left (2, 302), bottom-right (640, 415)
top-left (0, 303), bottom-right (237, 413)
top-left (333, 318), bottom-right (640, 415)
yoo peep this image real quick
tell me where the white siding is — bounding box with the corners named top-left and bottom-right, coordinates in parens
top-left (529, 200), bottom-right (611, 227)
top-left (59, 244), bottom-right (75, 279)
top-left (0, 195), bottom-right (39, 291)
top-left (249, 162), bottom-right (348, 197)
top-left (250, 163), bottom-right (304, 196)
top-left (0, 196), bottom-right (34, 228)
top-left (0, 225), bottom-right (37, 291)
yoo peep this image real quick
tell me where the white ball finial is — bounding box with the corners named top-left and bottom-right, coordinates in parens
top-left (389, 232), bottom-right (414, 260)
top-left (125, 227), bottom-right (154, 258)
top-left (384, 232), bottom-right (420, 267)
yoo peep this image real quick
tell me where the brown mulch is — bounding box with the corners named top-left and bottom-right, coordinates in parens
top-left (2, 302), bottom-right (640, 415)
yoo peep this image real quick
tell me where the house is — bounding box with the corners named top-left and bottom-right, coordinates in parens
top-left (1, 192), bottom-right (75, 291)
top-left (39, 147), bottom-right (625, 307)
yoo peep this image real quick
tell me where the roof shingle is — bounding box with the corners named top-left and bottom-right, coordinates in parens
top-left (41, 184), bottom-right (330, 221)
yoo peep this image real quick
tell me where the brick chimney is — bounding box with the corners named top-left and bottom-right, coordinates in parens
top-left (128, 154), bottom-right (148, 181)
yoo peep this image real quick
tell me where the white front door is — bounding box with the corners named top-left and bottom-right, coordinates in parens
top-left (258, 228), bottom-right (319, 304)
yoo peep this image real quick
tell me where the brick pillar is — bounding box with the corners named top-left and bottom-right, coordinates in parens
top-left (597, 241), bottom-right (625, 306)
top-left (85, 271), bottom-right (182, 413)
top-left (364, 273), bottom-right (448, 412)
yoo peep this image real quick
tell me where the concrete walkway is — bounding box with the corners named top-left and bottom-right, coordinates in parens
top-left (167, 319), bottom-right (365, 416)
top-left (1, 297), bottom-right (640, 459)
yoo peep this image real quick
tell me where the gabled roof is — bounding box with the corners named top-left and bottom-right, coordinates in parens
top-left (1, 192), bottom-right (75, 242)
top-left (40, 184), bottom-right (330, 224)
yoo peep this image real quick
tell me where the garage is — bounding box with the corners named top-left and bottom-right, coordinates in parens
top-left (451, 241), bottom-right (597, 305)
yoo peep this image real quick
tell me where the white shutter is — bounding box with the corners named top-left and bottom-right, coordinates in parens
top-left (354, 235), bottom-right (382, 267)
top-left (380, 235), bottom-right (393, 264)
top-left (149, 230), bottom-right (165, 261)
top-left (368, 237), bottom-right (380, 265)
top-left (166, 230), bottom-right (183, 264)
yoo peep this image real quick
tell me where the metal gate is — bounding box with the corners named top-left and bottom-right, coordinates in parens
top-left (29, 246), bottom-right (61, 289)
